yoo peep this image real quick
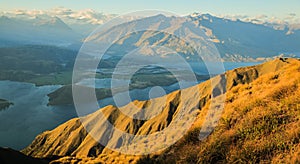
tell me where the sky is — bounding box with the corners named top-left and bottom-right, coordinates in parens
top-left (1, 0), bottom-right (300, 19)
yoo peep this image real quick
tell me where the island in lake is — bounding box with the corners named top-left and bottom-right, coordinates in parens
top-left (0, 99), bottom-right (13, 110)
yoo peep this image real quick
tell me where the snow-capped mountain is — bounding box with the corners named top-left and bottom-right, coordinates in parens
top-left (0, 8), bottom-right (114, 24)
top-left (2, 8), bottom-right (299, 36)
top-left (1, 8), bottom-right (299, 61)
top-left (83, 13), bottom-right (300, 62)
top-left (0, 8), bottom-right (116, 35)
top-left (0, 15), bottom-right (80, 46)
top-left (190, 12), bottom-right (300, 35)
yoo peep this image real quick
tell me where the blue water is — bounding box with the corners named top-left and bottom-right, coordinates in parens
top-left (0, 62), bottom-right (261, 150)
top-left (0, 81), bottom-right (77, 150)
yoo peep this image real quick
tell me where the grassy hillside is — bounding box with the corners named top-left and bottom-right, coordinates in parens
top-left (22, 58), bottom-right (300, 163)
top-left (0, 45), bottom-right (76, 86)
top-left (139, 58), bottom-right (300, 163)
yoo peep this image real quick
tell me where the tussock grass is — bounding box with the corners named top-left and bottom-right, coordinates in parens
top-left (137, 58), bottom-right (300, 163)
top-left (25, 58), bottom-right (300, 164)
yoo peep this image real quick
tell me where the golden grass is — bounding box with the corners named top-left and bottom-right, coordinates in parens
top-left (23, 58), bottom-right (300, 163)
top-left (137, 58), bottom-right (300, 163)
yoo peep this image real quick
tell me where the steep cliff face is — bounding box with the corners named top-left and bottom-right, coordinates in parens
top-left (22, 58), bottom-right (299, 163)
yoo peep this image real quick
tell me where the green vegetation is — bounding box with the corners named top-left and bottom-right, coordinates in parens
top-left (0, 99), bottom-right (13, 110)
top-left (47, 71), bottom-right (206, 106)
top-left (0, 45), bottom-right (210, 106)
top-left (130, 71), bottom-right (209, 89)
top-left (47, 85), bottom-right (113, 106)
top-left (0, 45), bottom-right (76, 85)
top-left (129, 73), bottom-right (177, 89)
top-left (28, 71), bottom-right (73, 86)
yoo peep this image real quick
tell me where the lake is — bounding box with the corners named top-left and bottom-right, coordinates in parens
top-left (0, 62), bottom-right (261, 150)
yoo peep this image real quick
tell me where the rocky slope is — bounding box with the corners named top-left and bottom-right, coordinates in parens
top-left (22, 58), bottom-right (300, 163)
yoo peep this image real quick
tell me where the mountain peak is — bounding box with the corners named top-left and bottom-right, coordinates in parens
top-left (32, 16), bottom-right (72, 30)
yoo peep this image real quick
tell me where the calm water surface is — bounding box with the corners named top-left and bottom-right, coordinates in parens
top-left (0, 62), bottom-right (261, 150)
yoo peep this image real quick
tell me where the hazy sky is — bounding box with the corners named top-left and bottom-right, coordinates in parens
top-left (1, 0), bottom-right (299, 18)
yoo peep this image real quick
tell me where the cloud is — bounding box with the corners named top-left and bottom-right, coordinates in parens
top-left (1, 8), bottom-right (116, 25)
top-left (255, 14), bottom-right (268, 19)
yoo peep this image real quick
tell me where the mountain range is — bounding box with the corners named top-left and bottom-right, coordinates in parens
top-left (1, 9), bottom-right (299, 61)
top-left (84, 13), bottom-right (300, 63)
top-left (0, 15), bottom-right (79, 46)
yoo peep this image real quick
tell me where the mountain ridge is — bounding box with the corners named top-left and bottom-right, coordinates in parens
top-left (83, 14), bottom-right (300, 62)
top-left (1, 12), bottom-right (299, 61)
top-left (21, 58), bottom-right (300, 163)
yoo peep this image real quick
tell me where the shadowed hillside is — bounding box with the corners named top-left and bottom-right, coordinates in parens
top-left (22, 58), bottom-right (300, 163)
top-left (0, 147), bottom-right (48, 164)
